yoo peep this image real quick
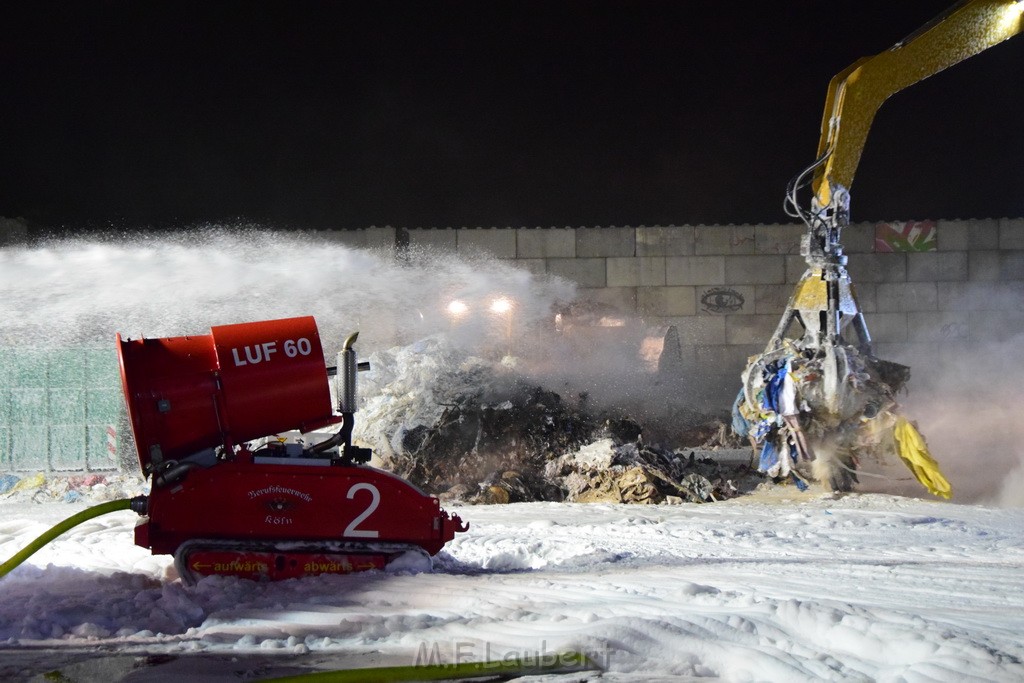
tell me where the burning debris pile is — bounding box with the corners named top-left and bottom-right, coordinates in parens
top-left (353, 336), bottom-right (760, 504)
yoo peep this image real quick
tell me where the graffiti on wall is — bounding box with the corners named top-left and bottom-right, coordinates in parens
top-left (700, 287), bottom-right (745, 313)
top-left (875, 220), bottom-right (937, 252)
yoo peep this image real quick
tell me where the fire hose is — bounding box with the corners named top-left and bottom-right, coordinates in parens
top-left (265, 651), bottom-right (599, 682)
top-left (0, 496), bottom-right (147, 579)
top-left (0, 501), bottom-right (600, 680)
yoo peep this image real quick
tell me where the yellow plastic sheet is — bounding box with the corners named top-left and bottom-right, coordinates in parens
top-left (8, 472), bottom-right (46, 495)
top-left (893, 417), bottom-right (952, 499)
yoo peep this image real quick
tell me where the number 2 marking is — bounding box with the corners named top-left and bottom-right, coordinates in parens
top-left (344, 483), bottom-right (380, 538)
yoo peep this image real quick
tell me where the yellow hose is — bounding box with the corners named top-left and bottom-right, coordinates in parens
top-left (266, 651), bottom-right (597, 682)
top-left (0, 498), bottom-right (137, 579)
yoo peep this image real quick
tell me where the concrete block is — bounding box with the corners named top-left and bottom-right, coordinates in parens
top-left (311, 229), bottom-right (368, 248)
top-left (695, 344), bottom-right (761, 376)
top-left (314, 227), bottom-right (397, 250)
top-left (999, 217), bottom-right (1024, 250)
top-left (936, 282), bottom-right (969, 310)
top-left (968, 310), bottom-right (1024, 343)
top-left (729, 224), bottom-right (757, 254)
top-left (576, 287), bottom-right (637, 314)
top-left (1000, 251), bottom-right (1024, 280)
top-left (906, 311), bottom-right (970, 343)
top-left (843, 222), bottom-right (875, 254)
top-left (577, 226), bottom-right (635, 257)
top-left (365, 226), bottom-right (398, 250)
top-left (514, 259), bottom-right (547, 277)
top-left (875, 282), bottom-right (938, 312)
top-left (968, 251), bottom-right (1000, 281)
top-left (695, 224), bottom-right (756, 255)
top-left (696, 225), bottom-right (729, 254)
top-left (847, 253), bottom-right (907, 283)
top-left (694, 225), bottom-right (730, 255)
top-left (545, 258), bottom-right (606, 287)
top-left (936, 219), bottom-right (969, 251)
top-left (852, 282), bottom-right (876, 314)
top-left (755, 223), bottom-right (804, 255)
top-left (664, 315), bottom-right (727, 345)
top-left (606, 258), bottom-right (637, 287)
top-left (725, 315), bottom-right (781, 345)
top-left (724, 255), bottom-right (786, 285)
top-left (967, 218), bottom-right (1000, 250)
top-left (1001, 281), bottom-right (1024, 310)
top-left (638, 286), bottom-right (696, 317)
top-left (698, 285), bottom-right (754, 315)
top-left (786, 255), bottom-right (811, 283)
top-left (906, 252), bottom-right (968, 282)
top-left (863, 313), bottom-right (908, 343)
top-left (636, 225), bottom-right (695, 256)
top-left (937, 281), bottom-right (1024, 311)
top-left (607, 257), bottom-right (666, 287)
top-left (408, 228), bottom-right (457, 251)
top-left (517, 227), bottom-right (575, 258)
top-left (457, 228), bottom-right (516, 258)
top-left (754, 284), bottom-right (791, 315)
top-left (665, 256), bottom-right (725, 286)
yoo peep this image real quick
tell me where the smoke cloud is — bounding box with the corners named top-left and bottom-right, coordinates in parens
top-left (0, 228), bottom-right (689, 423)
top-left (0, 228), bottom-right (574, 357)
top-left (899, 336), bottom-right (1024, 507)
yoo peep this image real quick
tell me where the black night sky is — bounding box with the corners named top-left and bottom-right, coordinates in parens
top-left (2, 1), bottom-right (1023, 231)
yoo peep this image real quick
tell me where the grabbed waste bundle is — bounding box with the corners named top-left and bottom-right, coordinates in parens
top-left (732, 253), bottom-right (952, 499)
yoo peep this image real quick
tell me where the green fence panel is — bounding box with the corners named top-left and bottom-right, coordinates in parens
top-left (0, 389), bottom-right (10, 426)
top-left (49, 388), bottom-right (86, 424)
top-left (0, 349), bottom-right (12, 387)
top-left (49, 424), bottom-right (88, 471)
top-left (1, 347), bottom-right (123, 473)
top-left (11, 389), bottom-right (46, 425)
top-left (10, 350), bottom-right (48, 388)
top-left (10, 425), bottom-right (49, 470)
top-left (86, 348), bottom-right (119, 388)
top-left (49, 348), bottom-right (87, 388)
top-left (0, 426), bottom-right (9, 469)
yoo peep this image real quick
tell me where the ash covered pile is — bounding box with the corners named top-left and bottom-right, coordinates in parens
top-left (353, 336), bottom-right (759, 504)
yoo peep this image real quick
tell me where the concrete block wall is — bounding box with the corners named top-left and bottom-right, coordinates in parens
top-left (4, 218), bottom-right (1021, 419)
top-left (344, 219), bottom-right (1024, 410)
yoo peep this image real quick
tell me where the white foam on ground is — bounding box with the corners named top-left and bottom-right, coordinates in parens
top-left (1, 493), bottom-right (1022, 681)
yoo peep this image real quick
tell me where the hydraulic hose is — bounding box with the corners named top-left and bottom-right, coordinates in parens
top-left (0, 496), bottom-right (146, 579)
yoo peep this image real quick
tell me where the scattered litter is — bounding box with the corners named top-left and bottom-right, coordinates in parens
top-left (0, 472), bottom-right (148, 504)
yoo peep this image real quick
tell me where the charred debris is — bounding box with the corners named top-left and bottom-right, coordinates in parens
top-left (355, 340), bottom-right (761, 505)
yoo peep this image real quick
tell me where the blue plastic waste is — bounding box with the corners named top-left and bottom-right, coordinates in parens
top-left (0, 474), bottom-right (21, 495)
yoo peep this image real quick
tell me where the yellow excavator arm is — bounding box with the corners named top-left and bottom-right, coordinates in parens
top-left (742, 0), bottom-right (1022, 496)
top-left (813, 0), bottom-right (1024, 211)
